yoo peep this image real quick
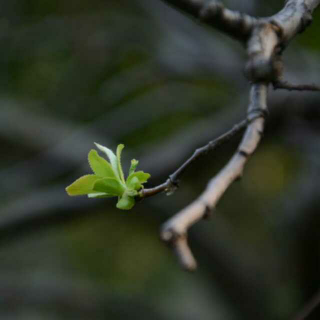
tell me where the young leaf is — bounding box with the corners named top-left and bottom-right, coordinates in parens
top-left (126, 188), bottom-right (138, 197)
top-left (66, 142), bottom-right (151, 211)
top-left (66, 175), bottom-right (100, 196)
top-left (126, 176), bottom-right (141, 190)
top-left (127, 171), bottom-right (150, 189)
top-left (88, 150), bottom-right (117, 178)
top-left (94, 143), bottom-right (120, 179)
top-left (116, 144), bottom-right (125, 184)
top-left (93, 177), bottom-right (125, 196)
top-left (116, 194), bottom-right (135, 210)
top-left (128, 159), bottom-right (139, 176)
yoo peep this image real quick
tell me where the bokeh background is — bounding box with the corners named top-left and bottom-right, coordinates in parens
top-left (0, 0), bottom-right (320, 319)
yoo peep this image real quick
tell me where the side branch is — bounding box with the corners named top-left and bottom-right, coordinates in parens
top-left (140, 118), bottom-right (249, 199)
top-left (160, 0), bottom-right (257, 42)
top-left (273, 80), bottom-right (320, 92)
top-left (160, 83), bottom-right (268, 271)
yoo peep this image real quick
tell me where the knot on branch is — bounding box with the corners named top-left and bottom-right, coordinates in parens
top-left (245, 58), bottom-right (280, 82)
top-left (247, 107), bottom-right (269, 122)
top-left (299, 6), bottom-right (313, 33)
top-left (167, 176), bottom-right (180, 195)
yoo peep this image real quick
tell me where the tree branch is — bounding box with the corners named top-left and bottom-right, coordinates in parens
top-left (160, 83), bottom-right (268, 271)
top-left (159, 0), bottom-right (257, 42)
top-left (292, 289), bottom-right (320, 320)
top-left (273, 80), bottom-right (320, 92)
top-left (271, 0), bottom-right (320, 43)
top-left (154, 0), bottom-right (320, 271)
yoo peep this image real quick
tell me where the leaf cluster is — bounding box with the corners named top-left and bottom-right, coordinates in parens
top-left (66, 143), bottom-right (150, 210)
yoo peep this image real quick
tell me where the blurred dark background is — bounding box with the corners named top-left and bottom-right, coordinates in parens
top-left (0, 0), bottom-right (320, 319)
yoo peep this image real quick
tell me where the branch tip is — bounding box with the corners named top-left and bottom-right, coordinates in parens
top-left (173, 236), bottom-right (197, 271)
top-left (160, 228), bottom-right (174, 243)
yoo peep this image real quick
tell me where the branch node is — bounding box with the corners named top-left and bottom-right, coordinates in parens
top-left (238, 149), bottom-right (250, 158)
top-left (203, 204), bottom-right (213, 220)
top-left (247, 107), bottom-right (269, 122)
top-left (166, 177), bottom-right (179, 195)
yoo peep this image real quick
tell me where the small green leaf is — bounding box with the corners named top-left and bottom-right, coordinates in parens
top-left (126, 176), bottom-right (141, 190)
top-left (116, 144), bottom-right (125, 184)
top-left (116, 194), bottom-right (135, 210)
top-left (93, 177), bottom-right (125, 196)
top-left (94, 143), bottom-right (120, 179)
top-left (88, 150), bottom-right (117, 178)
top-left (127, 171), bottom-right (150, 190)
top-left (66, 175), bottom-right (100, 196)
top-left (129, 159), bottom-right (139, 176)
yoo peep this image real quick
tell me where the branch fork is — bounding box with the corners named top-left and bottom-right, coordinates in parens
top-left (151, 0), bottom-right (320, 270)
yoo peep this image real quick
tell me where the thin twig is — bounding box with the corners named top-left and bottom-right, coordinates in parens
top-left (292, 289), bottom-right (320, 320)
top-left (140, 118), bottom-right (249, 199)
top-left (273, 80), bottom-right (320, 92)
top-left (140, 180), bottom-right (171, 198)
top-left (169, 119), bottom-right (249, 184)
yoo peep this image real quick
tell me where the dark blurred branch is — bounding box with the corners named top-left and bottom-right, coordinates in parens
top-left (159, 0), bottom-right (257, 42)
top-left (292, 289), bottom-right (320, 320)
